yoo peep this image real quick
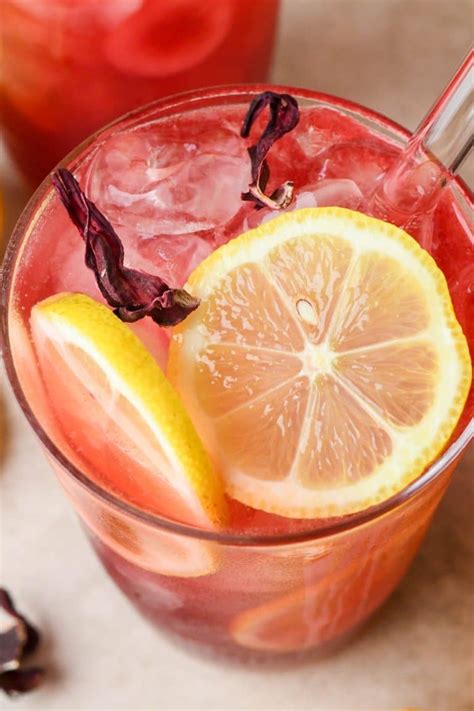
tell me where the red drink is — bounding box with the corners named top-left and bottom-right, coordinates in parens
top-left (1, 0), bottom-right (279, 184)
top-left (2, 87), bottom-right (472, 659)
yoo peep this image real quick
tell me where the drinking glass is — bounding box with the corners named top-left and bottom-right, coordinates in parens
top-left (2, 86), bottom-right (472, 660)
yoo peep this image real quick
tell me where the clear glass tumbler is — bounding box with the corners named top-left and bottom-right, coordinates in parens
top-left (1, 86), bottom-right (472, 661)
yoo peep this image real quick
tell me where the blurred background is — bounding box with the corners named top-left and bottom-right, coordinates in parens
top-left (1, 0), bottom-right (472, 240)
top-left (1, 1), bottom-right (473, 709)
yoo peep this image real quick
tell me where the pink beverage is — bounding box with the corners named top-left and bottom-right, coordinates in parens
top-left (2, 87), bottom-right (473, 659)
top-left (1, 0), bottom-right (279, 184)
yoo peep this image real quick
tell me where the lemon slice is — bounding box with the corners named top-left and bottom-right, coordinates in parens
top-left (230, 518), bottom-right (419, 652)
top-left (168, 207), bottom-right (471, 518)
top-left (57, 473), bottom-right (220, 579)
top-left (31, 293), bottom-right (226, 575)
top-left (230, 558), bottom-right (370, 652)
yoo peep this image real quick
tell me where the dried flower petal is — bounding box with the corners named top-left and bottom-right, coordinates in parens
top-left (0, 589), bottom-right (43, 697)
top-left (0, 668), bottom-right (45, 697)
top-left (0, 626), bottom-right (25, 674)
top-left (52, 169), bottom-right (200, 327)
top-left (241, 91), bottom-right (300, 210)
top-left (0, 590), bottom-right (40, 671)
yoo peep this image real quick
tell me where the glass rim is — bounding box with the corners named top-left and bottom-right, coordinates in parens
top-left (2, 83), bottom-right (473, 548)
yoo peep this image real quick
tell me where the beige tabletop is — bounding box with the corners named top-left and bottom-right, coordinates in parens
top-left (1, 1), bottom-right (473, 709)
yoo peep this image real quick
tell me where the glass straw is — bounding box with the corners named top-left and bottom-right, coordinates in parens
top-left (369, 49), bottom-right (473, 228)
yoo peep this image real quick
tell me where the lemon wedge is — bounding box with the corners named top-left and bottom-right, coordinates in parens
top-left (31, 293), bottom-right (226, 533)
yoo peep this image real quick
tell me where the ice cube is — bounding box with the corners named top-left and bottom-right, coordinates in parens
top-left (304, 179), bottom-right (364, 209)
top-left (294, 108), bottom-right (369, 160)
top-left (87, 123), bottom-right (250, 238)
top-left (243, 179), bottom-right (363, 231)
top-left (294, 191), bottom-right (319, 209)
top-left (126, 232), bottom-right (213, 287)
top-left (312, 139), bottom-right (399, 196)
top-left (259, 190), bottom-right (320, 226)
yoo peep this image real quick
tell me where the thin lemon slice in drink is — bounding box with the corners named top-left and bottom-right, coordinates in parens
top-left (230, 520), bottom-right (420, 653)
top-left (168, 207), bottom-right (472, 518)
top-left (31, 293), bottom-right (226, 576)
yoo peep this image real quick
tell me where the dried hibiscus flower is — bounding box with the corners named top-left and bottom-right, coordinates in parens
top-left (52, 168), bottom-right (200, 327)
top-left (0, 589), bottom-right (44, 697)
top-left (241, 91), bottom-right (300, 210)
